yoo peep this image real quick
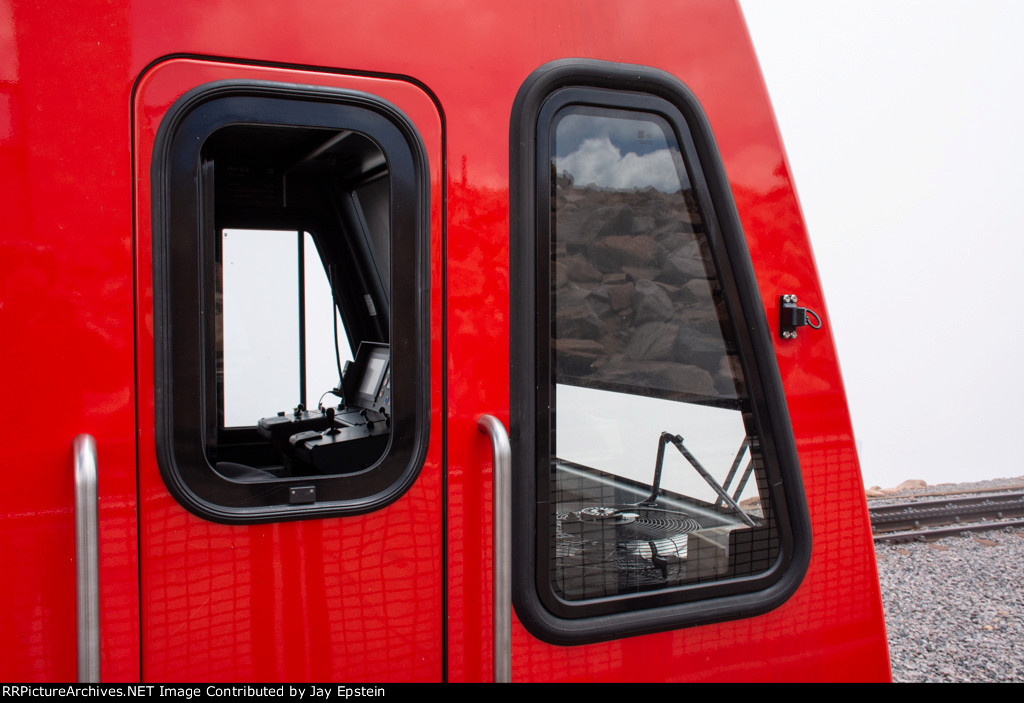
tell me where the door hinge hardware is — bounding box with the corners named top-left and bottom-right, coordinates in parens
top-left (779, 294), bottom-right (822, 340)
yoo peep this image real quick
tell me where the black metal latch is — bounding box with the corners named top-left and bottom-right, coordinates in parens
top-left (779, 294), bottom-right (821, 339)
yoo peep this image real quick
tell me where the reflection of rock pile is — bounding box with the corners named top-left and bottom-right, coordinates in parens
top-left (553, 185), bottom-right (743, 400)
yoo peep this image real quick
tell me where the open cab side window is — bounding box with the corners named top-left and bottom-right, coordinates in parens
top-left (152, 82), bottom-right (429, 523)
top-left (510, 61), bottom-right (812, 643)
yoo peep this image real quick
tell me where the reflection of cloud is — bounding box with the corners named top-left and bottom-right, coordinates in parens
top-left (554, 137), bottom-right (682, 193)
top-left (555, 116), bottom-right (670, 158)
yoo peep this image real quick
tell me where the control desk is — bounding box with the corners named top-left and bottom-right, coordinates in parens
top-left (255, 342), bottom-right (391, 475)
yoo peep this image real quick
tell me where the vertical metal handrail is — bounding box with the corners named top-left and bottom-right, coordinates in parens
top-left (73, 434), bottom-right (100, 683)
top-left (477, 415), bottom-right (511, 684)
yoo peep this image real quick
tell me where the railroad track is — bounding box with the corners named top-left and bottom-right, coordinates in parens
top-left (869, 490), bottom-right (1024, 543)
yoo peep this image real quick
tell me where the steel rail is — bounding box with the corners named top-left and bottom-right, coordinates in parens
top-left (870, 491), bottom-right (1024, 534)
top-left (870, 491), bottom-right (1024, 517)
top-left (870, 490), bottom-right (1024, 542)
top-left (873, 518), bottom-right (1024, 544)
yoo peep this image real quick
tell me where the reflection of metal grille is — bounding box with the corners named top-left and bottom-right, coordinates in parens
top-left (627, 508), bottom-right (702, 538)
top-left (548, 462), bottom-right (779, 602)
top-left (556, 506), bottom-right (701, 554)
top-left (553, 506), bottom-right (706, 599)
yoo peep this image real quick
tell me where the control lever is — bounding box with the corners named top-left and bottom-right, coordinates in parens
top-left (324, 407), bottom-right (340, 435)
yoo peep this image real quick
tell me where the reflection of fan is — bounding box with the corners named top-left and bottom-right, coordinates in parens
top-left (554, 506), bottom-right (704, 598)
top-left (549, 430), bottom-right (766, 601)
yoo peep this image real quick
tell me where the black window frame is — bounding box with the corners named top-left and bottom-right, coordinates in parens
top-left (151, 80), bottom-right (430, 524)
top-left (510, 59), bottom-right (812, 644)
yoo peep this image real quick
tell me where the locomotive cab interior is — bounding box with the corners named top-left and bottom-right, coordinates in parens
top-left (199, 122), bottom-right (393, 481)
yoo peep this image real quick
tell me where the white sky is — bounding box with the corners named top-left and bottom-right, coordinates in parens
top-left (740, 1), bottom-right (1024, 488)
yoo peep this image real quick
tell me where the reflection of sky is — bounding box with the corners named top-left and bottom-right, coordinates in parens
top-left (553, 113), bottom-right (687, 193)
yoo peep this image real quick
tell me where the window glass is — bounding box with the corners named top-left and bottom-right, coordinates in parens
top-left (202, 123), bottom-right (394, 480)
top-left (220, 229), bottom-right (300, 427)
top-left (220, 229), bottom-right (354, 428)
top-left (302, 233), bottom-right (356, 405)
top-left (546, 107), bottom-right (776, 601)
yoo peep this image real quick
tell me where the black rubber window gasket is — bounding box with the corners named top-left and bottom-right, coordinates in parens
top-left (151, 80), bottom-right (430, 524)
top-left (509, 59), bottom-right (812, 644)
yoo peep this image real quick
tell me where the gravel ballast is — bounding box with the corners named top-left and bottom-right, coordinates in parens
top-left (872, 478), bottom-right (1024, 682)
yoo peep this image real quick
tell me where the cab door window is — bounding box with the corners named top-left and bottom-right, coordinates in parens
top-left (152, 83), bottom-right (429, 522)
top-left (510, 63), bottom-right (811, 643)
top-left (548, 106), bottom-right (768, 602)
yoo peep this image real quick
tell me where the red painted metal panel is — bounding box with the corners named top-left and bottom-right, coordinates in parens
top-left (0, 0), bottom-right (889, 682)
top-left (434, 1), bottom-right (889, 683)
top-left (132, 60), bottom-right (445, 682)
top-left (0, 1), bottom-right (140, 682)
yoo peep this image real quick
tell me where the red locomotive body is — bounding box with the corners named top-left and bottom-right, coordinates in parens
top-left (0, 0), bottom-right (890, 682)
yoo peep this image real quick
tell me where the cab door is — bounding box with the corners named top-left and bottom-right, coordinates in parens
top-left (133, 59), bottom-right (444, 681)
top-left (448, 56), bottom-right (817, 681)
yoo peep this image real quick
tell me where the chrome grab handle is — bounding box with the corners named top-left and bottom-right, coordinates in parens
top-left (477, 415), bottom-right (511, 684)
top-left (73, 434), bottom-right (100, 683)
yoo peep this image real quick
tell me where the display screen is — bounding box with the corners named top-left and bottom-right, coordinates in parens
top-left (360, 356), bottom-right (387, 397)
